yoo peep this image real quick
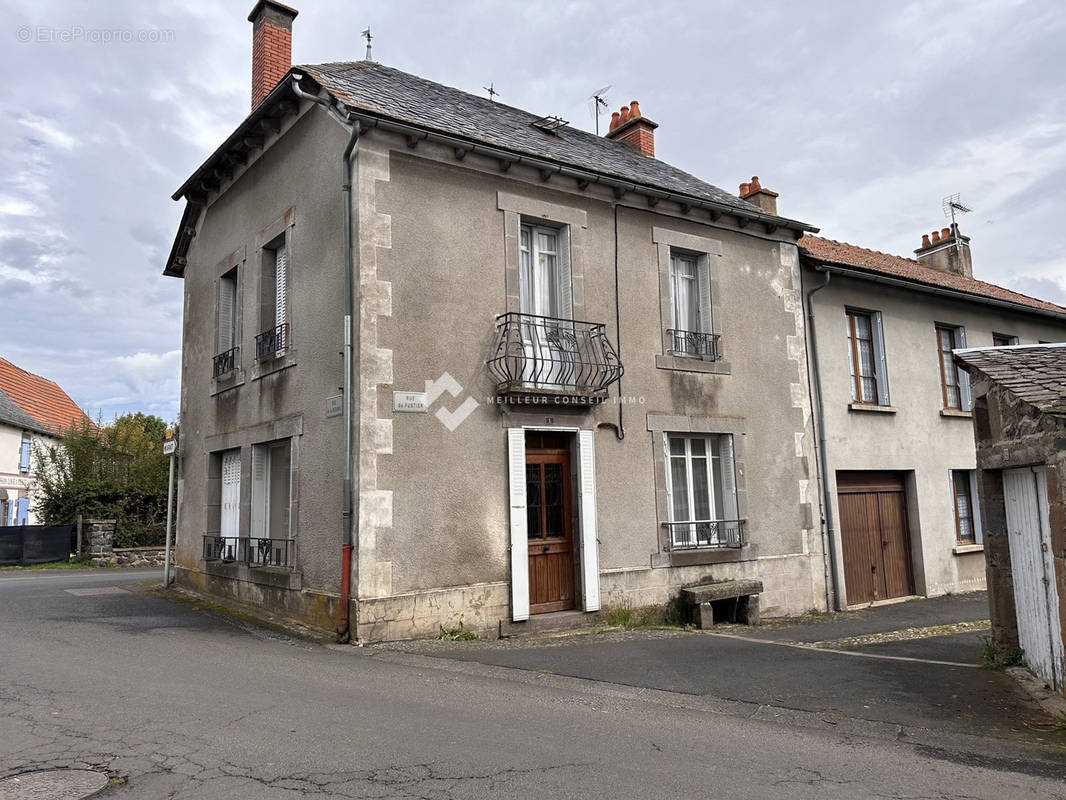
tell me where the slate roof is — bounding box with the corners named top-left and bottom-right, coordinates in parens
top-left (799, 235), bottom-right (1066, 318)
top-left (955, 344), bottom-right (1066, 416)
top-left (0, 358), bottom-right (88, 435)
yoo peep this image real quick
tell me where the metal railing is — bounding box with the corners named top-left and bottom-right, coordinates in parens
top-left (487, 312), bottom-right (623, 399)
top-left (202, 535), bottom-right (295, 569)
top-left (667, 329), bottom-right (721, 360)
top-left (213, 347), bottom-right (239, 378)
top-left (664, 519), bottom-right (745, 551)
top-left (255, 323), bottom-right (289, 361)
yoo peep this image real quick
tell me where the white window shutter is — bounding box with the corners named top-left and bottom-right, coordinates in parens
top-left (577, 429), bottom-right (600, 612)
top-left (969, 470), bottom-right (983, 545)
top-left (221, 450), bottom-right (241, 549)
top-left (507, 429), bottom-right (529, 621)
top-left (556, 226), bottom-right (573, 322)
top-left (956, 326), bottom-right (972, 411)
top-left (250, 445), bottom-right (268, 539)
top-left (275, 246), bottom-right (288, 350)
top-left (697, 255), bottom-right (714, 334)
top-left (719, 434), bottom-right (739, 521)
top-left (872, 311), bottom-right (890, 406)
top-left (218, 277), bottom-right (235, 353)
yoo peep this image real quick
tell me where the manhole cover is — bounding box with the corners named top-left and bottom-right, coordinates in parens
top-left (0, 769), bottom-right (109, 799)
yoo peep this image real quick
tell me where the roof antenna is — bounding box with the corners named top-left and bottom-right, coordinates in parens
top-left (484, 82), bottom-right (498, 102)
top-left (942, 193), bottom-right (972, 251)
top-left (588, 85), bottom-right (611, 135)
top-left (362, 26), bottom-right (373, 61)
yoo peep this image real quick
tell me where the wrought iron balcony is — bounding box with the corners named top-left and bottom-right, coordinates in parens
top-left (213, 347), bottom-right (239, 378)
top-left (255, 323), bottom-right (289, 361)
top-left (664, 519), bottom-right (745, 551)
top-left (667, 329), bottom-right (721, 360)
top-left (202, 535), bottom-right (295, 569)
top-left (487, 312), bottom-right (623, 404)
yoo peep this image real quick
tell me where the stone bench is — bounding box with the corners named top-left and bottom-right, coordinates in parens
top-left (680, 579), bottom-right (764, 629)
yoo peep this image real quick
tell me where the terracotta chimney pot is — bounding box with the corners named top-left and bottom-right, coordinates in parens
top-left (619, 105), bottom-right (631, 123)
top-left (629, 100), bottom-right (641, 118)
top-left (921, 234), bottom-right (931, 248)
top-left (941, 227), bottom-right (951, 240)
top-left (739, 182), bottom-right (750, 196)
top-left (931, 230), bottom-right (941, 243)
top-left (609, 111), bottom-right (620, 131)
top-left (750, 175), bottom-right (762, 191)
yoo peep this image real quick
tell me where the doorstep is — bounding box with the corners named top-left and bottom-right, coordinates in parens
top-left (499, 609), bottom-right (596, 639)
top-left (846, 595), bottom-right (922, 611)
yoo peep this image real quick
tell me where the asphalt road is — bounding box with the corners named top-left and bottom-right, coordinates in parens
top-left (1, 569), bottom-right (1064, 799)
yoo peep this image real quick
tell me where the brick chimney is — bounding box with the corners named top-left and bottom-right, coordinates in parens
top-left (606, 101), bottom-right (658, 157)
top-left (249, 1), bottom-right (298, 110)
top-left (738, 176), bottom-right (778, 216)
top-left (914, 223), bottom-right (973, 278)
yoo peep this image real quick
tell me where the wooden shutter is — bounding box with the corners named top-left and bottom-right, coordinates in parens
top-left (507, 429), bottom-right (529, 621)
top-left (577, 429), bottom-right (600, 612)
top-left (218, 276), bottom-right (235, 353)
top-left (718, 434), bottom-right (739, 520)
top-left (16, 498), bottom-right (29, 525)
top-left (250, 445), bottom-right (268, 538)
top-left (556, 226), bottom-right (573, 322)
top-left (275, 246), bottom-right (288, 358)
top-left (19, 434), bottom-right (30, 472)
top-left (697, 255), bottom-right (714, 334)
top-left (956, 326), bottom-right (971, 411)
top-left (220, 450), bottom-right (241, 543)
top-left (871, 311), bottom-right (890, 405)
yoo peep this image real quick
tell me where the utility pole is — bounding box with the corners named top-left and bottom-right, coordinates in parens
top-left (163, 425), bottom-right (178, 587)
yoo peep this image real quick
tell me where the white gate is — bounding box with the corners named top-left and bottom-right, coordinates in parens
top-left (1003, 467), bottom-right (1063, 690)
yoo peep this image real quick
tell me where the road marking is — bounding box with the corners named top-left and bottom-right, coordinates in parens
top-left (65, 586), bottom-right (131, 596)
top-left (707, 632), bottom-right (979, 668)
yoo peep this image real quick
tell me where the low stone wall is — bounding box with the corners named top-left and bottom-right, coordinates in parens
top-left (105, 547), bottom-right (167, 568)
top-left (85, 520), bottom-right (115, 566)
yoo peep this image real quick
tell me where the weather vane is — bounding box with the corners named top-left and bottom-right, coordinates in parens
top-left (362, 27), bottom-right (373, 61)
top-left (484, 82), bottom-right (498, 102)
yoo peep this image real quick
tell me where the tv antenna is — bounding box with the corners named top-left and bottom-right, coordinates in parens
top-left (484, 82), bottom-right (498, 102)
top-left (588, 84), bottom-right (611, 135)
top-left (942, 193), bottom-right (972, 227)
top-left (362, 26), bottom-right (373, 61)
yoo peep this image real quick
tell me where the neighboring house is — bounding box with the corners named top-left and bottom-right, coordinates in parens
top-left (799, 229), bottom-right (1066, 608)
top-left (954, 345), bottom-right (1066, 695)
top-left (164, 3), bottom-right (827, 640)
top-left (0, 357), bottom-right (89, 526)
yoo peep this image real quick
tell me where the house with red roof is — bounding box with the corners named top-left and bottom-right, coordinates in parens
top-left (0, 357), bottom-right (89, 526)
top-left (798, 220), bottom-right (1066, 608)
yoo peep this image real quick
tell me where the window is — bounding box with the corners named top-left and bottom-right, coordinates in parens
top-left (664, 433), bottom-right (741, 549)
top-left (219, 449), bottom-right (241, 555)
top-left (19, 432), bottom-right (31, 473)
top-left (16, 497), bottom-right (28, 525)
top-left (669, 251), bottom-right (715, 357)
top-left (992, 333), bottom-right (1019, 347)
top-left (215, 268), bottom-right (239, 376)
top-left (519, 223), bottom-right (571, 320)
top-left (935, 324), bottom-right (970, 410)
top-left (250, 439), bottom-right (292, 542)
top-left (257, 237), bottom-right (289, 361)
top-left (845, 309), bottom-right (889, 405)
top-left (951, 470), bottom-right (981, 545)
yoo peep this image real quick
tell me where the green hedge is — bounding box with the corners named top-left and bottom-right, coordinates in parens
top-left (38, 480), bottom-right (168, 548)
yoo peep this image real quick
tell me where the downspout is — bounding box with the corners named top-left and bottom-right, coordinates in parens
top-left (805, 268), bottom-right (841, 611)
top-left (291, 76), bottom-right (360, 641)
top-left (612, 203), bottom-right (625, 440)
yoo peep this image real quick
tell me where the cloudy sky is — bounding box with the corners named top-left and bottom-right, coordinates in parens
top-left (2, 0), bottom-right (1064, 422)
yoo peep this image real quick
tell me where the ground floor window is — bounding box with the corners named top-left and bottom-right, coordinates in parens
top-left (951, 469), bottom-right (979, 544)
top-left (251, 439), bottom-right (292, 541)
top-left (665, 433), bottom-right (740, 549)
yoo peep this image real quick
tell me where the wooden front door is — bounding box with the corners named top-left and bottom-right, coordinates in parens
top-left (525, 435), bottom-right (575, 613)
top-left (838, 472), bottom-right (914, 605)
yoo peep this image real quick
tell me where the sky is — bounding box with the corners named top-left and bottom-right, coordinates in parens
top-left (1, 0), bottom-right (1064, 423)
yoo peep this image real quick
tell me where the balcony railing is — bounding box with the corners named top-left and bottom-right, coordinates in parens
top-left (667, 329), bottom-right (721, 360)
top-left (487, 312), bottom-right (623, 403)
top-left (202, 535), bottom-right (295, 569)
top-left (213, 347), bottom-right (239, 378)
top-left (664, 519), bottom-right (746, 551)
top-left (255, 323), bottom-right (289, 361)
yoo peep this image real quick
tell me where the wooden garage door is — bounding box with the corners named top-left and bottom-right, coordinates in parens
top-left (838, 472), bottom-right (915, 605)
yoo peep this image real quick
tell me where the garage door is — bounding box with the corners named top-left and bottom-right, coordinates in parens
top-left (838, 472), bottom-right (915, 606)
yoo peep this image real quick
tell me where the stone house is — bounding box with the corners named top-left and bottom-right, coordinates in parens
top-left (0, 357), bottom-right (89, 526)
top-left (954, 345), bottom-right (1066, 696)
top-left (164, 2), bottom-right (827, 640)
top-left (798, 229), bottom-right (1066, 609)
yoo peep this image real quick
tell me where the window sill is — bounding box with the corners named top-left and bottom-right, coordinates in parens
top-left (940, 408), bottom-right (973, 419)
top-left (251, 349), bottom-right (298, 381)
top-left (848, 402), bottom-right (897, 414)
top-left (655, 354), bottom-right (731, 375)
top-left (651, 546), bottom-right (750, 568)
top-left (211, 370), bottom-right (245, 396)
top-left (952, 543), bottom-right (984, 555)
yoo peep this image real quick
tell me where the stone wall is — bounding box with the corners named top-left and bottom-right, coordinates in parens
top-left (85, 520), bottom-right (115, 565)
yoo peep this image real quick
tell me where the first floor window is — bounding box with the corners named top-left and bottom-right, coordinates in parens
top-left (992, 333), bottom-right (1019, 347)
top-left (665, 433), bottom-right (740, 548)
top-left (251, 439), bottom-right (292, 544)
top-left (258, 238), bottom-right (289, 360)
top-left (951, 470), bottom-right (979, 544)
top-left (846, 309), bottom-right (889, 405)
top-left (936, 324), bottom-right (970, 410)
top-left (217, 268), bottom-right (239, 364)
top-left (19, 432), bottom-right (30, 473)
top-left (669, 250), bottom-right (714, 356)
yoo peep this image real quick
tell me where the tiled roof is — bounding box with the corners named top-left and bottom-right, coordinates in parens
top-left (298, 61), bottom-right (802, 222)
top-left (955, 344), bottom-right (1066, 415)
top-left (0, 358), bottom-right (88, 435)
top-left (798, 235), bottom-right (1066, 317)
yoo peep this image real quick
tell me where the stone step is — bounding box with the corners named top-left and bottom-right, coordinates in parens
top-left (498, 609), bottom-right (594, 639)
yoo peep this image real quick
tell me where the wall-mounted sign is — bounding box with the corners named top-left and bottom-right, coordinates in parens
top-left (393, 391), bottom-right (428, 413)
top-left (326, 394), bottom-right (344, 418)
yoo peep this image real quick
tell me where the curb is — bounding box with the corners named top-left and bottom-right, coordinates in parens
top-left (1007, 666), bottom-right (1066, 719)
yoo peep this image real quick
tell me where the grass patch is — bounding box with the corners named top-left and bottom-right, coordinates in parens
top-left (439, 614), bottom-right (478, 641)
top-left (0, 557), bottom-right (95, 571)
top-left (597, 599), bottom-right (691, 630)
top-left (979, 634), bottom-right (1026, 669)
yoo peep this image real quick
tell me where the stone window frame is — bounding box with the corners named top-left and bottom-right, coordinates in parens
top-left (498, 191), bottom-right (587, 320)
top-left (652, 227), bottom-right (730, 375)
top-left (251, 208), bottom-right (298, 381)
top-left (211, 245), bottom-right (246, 396)
top-left (647, 413), bottom-right (749, 567)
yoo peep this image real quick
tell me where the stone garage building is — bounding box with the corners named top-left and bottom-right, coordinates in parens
top-left (956, 344), bottom-right (1066, 695)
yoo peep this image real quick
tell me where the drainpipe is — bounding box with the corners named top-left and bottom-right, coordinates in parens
top-left (291, 76), bottom-right (360, 641)
top-left (805, 268), bottom-right (842, 611)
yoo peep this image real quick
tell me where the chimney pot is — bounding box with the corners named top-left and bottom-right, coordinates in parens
top-left (739, 182), bottom-right (750, 195)
top-left (921, 234), bottom-right (931, 248)
top-left (609, 111), bottom-right (621, 131)
top-left (931, 230), bottom-right (941, 243)
top-left (629, 100), bottom-right (641, 118)
top-left (750, 175), bottom-right (762, 191)
top-left (941, 227), bottom-right (951, 240)
top-left (619, 105), bottom-right (631, 123)
top-left (249, 1), bottom-right (298, 110)
top-left (605, 100), bottom-right (658, 156)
